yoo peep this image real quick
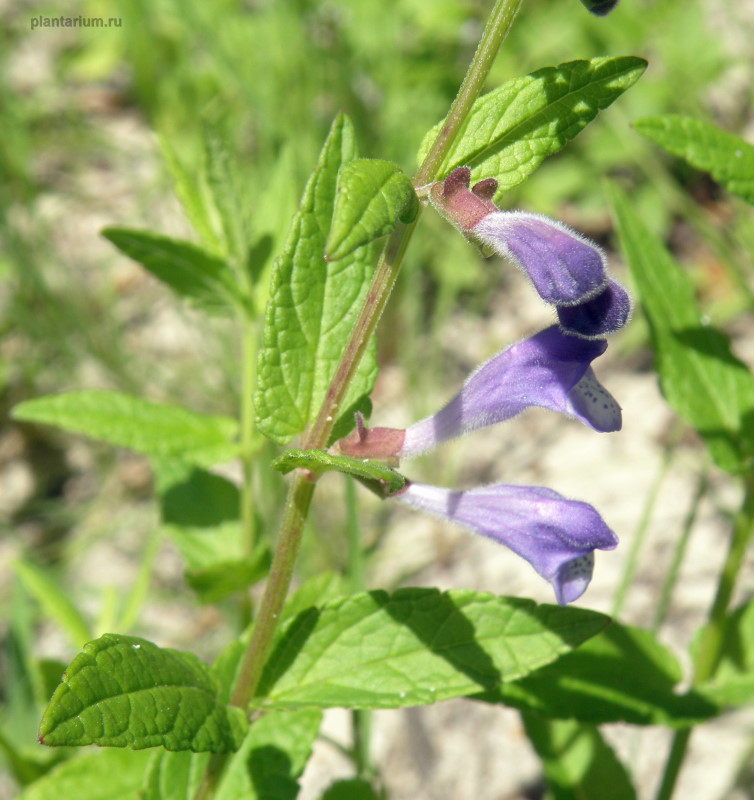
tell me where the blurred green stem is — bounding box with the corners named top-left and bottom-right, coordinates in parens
top-left (345, 476), bottom-right (373, 778)
top-left (654, 473), bottom-right (754, 800)
top-left (195, 1), bottom-right (523, 795)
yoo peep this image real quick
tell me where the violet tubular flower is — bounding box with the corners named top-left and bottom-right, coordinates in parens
top-left (401, 324), bottom-right (621, 458)
top-left (394, 483), bottom-right (618, 605)
top-left (429, 167), bottom-right (630, 338)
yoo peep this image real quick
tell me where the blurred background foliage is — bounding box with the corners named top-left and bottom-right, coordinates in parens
top-left (2, 0), bottom-right (754, 794)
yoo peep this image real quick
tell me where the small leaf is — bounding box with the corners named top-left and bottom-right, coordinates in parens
top-left (11, 558), bottom-right (91, 649)
top-left (418, 57), bottom-right (646, 195)
top-left (254, 589), bottom-right (609, 710)
top-left (203, 127), bottom-right (250, 263)
top-left (185, 552), bottom-right (270, 604)
top-left (102, 228), bottom-right (242, 314)
top-left (39, 634), bottom-right (248, 752)
top-left (608, 183), bottom-right (754, 473)
top-left (477, 622), bottom-right (716, 726)
top-left (325, 159), bottom-right (417, 260)
top-left (698, 599), bottom-right (754, 707)
top-left (522, 714), bottom-right (636, 800)
top-left (272, 448), bottom-right (406, 495)
top-left (255, 113), bottom-right (377, 445)
top-left (16, 748), bottom-right (152, 800)
top-left (158, 134), bottom-right (223, 253)
top-left (13, 391), bottom-right (238, 467)
top-left (634, 115), bottom-right (754, 204)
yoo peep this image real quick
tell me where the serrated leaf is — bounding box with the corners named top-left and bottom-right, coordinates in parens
top-left (255, 113), bottom-right (377, 445)
top-left (13, 391), bottom-right (238, 467)
top-left (17, 748), bottom-right (152, 800)
top-left (325, 159), bottom-right (417, 260)
top-left (39, 634), bottom-right (248, 752)
top-left (608, 183), bottom-right (754, 473)
top-left (102, 228), bottom-right (243, 314)
top-left (253, 589), bottom-right (609, 710)
top-left (272, 448), bottom-right (406, 495)
top-left (522, 714), bottom-right (636, 800)
top-left (477, 622), bottom-right (716, 726)
top-left (11, 558), bottom-right (91, 649)
top-left (418, 57), bottom-right (646, 195)
top-left (634, 115), bottom-right (754, 204)
top-left (697, 599), bottom-right (754, 707)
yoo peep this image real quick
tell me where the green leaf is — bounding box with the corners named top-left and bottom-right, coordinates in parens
top-left (214, 710), bottom-right (322, 800)
top-left (152, 459), bottom-right (269, 601)
top-left (13, 391), bottom-right (238, 467)
top-left (17, 749), bottom-right (152, 800)
top-left (11, 558), bottom-right (91, 649)
top-left (39, 634), bottom-right (248, 752)
top-left (477, 622), bottom-right (716, 727)
top-left (417, 57), bottom-right (646, 195)
top-left (320, 778), bottom-right (380, 800)
top-left (608, 183), bottom-right (754, 473)
top-left (634, 115), bottom-right (754, 204)
top-left (324, 159), bottom-right (417, 260)
top-left (255, 113), bottom-right (378, 445)
top-left (203, 127), bottom-right (250, 264)
top-left (158, 134), bottom-right (223, 253)
top-left (253, 589), bottom-right (609, 710)
top-left (521, 714), bottom-right (636, 800)
top-left (142, 709), bottom-right (323, 800)
top-left (280, 571), bottom-right (348, 624)
top-left (698, 599), bottom-right (754, 707)
top-left (102, 228), bottom-right (242, 314)
top-left (272, 448), bottom-right (406, 495)
top-left (140, 751), bottom-right (208, 800)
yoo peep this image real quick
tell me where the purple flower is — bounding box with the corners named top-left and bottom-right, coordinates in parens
top-left (557, 279), bottom-right (632, 339)
top-left (428, 167), bottom-right (630, 338)
top-left (395, 482), bottom-right (618, 605)
top-left (401, 325), bottom-right (621, 457)
top-left (332, 325), bottom-right (621, 461)
top-left (472, 211), bottom-right (607, 306)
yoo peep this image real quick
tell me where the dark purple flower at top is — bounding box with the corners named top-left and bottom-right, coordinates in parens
top-left (557, 279), bottom-right (632, 339)
top-left (472, 211), bottom-right (608, 306)
top-left (395, 482), bottom-right (618, 604)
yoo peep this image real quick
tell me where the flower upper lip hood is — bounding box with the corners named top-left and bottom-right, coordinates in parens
top-left (429, 166), bottom-right (631, 339)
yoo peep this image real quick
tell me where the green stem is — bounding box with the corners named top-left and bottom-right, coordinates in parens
top-left (413, 0), bottom-right (524, 187)
top-left (195, 2), bottom-right (523, 795)
top-left (240, 323), bottom-right (258, 557)
top-left (654, 473), bottom-right (754, 800)
top-left (611, 433), bottom-right (677, 618)
top-left (345, 476), bottom-right (373, 778)
top-left (652, 468), bottom-right (709, 633)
